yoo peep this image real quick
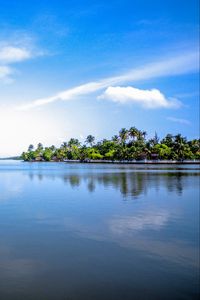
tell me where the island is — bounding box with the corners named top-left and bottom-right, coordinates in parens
top-left (21, 127), bottom-right (200, 163)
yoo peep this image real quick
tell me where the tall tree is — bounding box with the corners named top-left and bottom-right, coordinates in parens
top-left (28, 144), bottom-right (34, 152)
top-left (129, 126), bottom-right (139, 141)
top-left (119, 128), bottom-right (129, 144)
top-left (85, 135), bottom-right (95, 147)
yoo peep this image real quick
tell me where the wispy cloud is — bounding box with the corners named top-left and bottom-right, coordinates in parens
top-left (17, 49), bottom-right (199, 110)
top-left (174, 91), bottom-right (199, 99)
top-left (0, 46), bottom-right (32, 64)
top-left (99, 86), bottom-right (181, 109)
top-left (0, 36), bottom-right (44, 83)
top-left (0, 65), bottom-right (12, 79)
top-left (109, 211), bottom-right (169, 233)
top-left (0, 65), bottom-right (14, 83)
top-left (167, 117), bottom-right (191, 125)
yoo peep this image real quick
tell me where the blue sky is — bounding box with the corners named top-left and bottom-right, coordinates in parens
top-left (0, 0), bottom-right (199, 156)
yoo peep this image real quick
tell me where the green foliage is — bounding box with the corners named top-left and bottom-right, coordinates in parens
top-left (43, 148), bottom-right (53, 161)
top-left (153, 144), bottom-right (171, 159)
top-left (86, 148), bottom-right (103, 160)
top-left (67, 145), bottom-right (80, 159)
top-left (21, 128), bottom-right (200, 162)
top-left (105, 149), bottom-right (115, 160)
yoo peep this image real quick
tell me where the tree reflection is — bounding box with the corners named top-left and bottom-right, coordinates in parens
top-left (87, 179), bottom-right (96, 192)
top-left (27, 170), bottom-right (199, 198)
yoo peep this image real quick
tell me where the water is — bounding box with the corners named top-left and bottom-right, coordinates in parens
top-left (0, 160), bottom-right (199, 300)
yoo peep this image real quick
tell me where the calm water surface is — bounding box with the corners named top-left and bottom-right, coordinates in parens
top-left (0, 161), bottom-right (199, 300)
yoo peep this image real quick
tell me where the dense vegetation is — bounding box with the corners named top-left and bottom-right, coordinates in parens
top-left (21, 127), bottom-right (200, 162)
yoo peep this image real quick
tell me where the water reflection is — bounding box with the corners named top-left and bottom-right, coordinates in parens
top-left (0, 162), bottom-right (199, 300)
top-left (27, 171), bottom-right (198, 197)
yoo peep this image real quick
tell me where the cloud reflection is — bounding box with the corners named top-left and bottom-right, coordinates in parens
top-left (109, 211), bottom-right (170, 233)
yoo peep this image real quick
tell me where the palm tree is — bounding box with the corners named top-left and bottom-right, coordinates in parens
top-left (85, 135), bottom-right (95, 147)
top-left (129, 126), bottom-right (139, 141)
top-left (119, 128), bottom-right (129, 144)
top-left (28, 144), bottom-right (34, 152)
top-left (61, 142), bottom-right (68, 149)
top-left (37, 143), bottom-right (43, 151)
top-left (142, 131), bottom-right (147, 140)
top-left (50, 145), bottom-right (56, 151)
top-left (149, 132), bottom-right (159, 146)
top-left (174, 134), bottom-right (186, 145)
top-left (161, 134), bottom-right (174, 147)
top-left (188, 139), bottom-right (200, 153)
top-left (137, 130), bottom-right (145, 141)
top-left (112, 135), bottom-right (119, 143)
top-left (68, 138), bottom-right (81, 147)
top-left (173, 134), bottom-right (187, 160)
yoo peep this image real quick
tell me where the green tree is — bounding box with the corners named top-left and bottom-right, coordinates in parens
top-left (119, 128), bottom-right (129, 144)
top-left (21, 127), bottom-right (199, 162)
top-left (153, 144), bottom-right (171, 159)
top-left (28, 144), bottom-right (34, 151)
top-left (85, 135), bottom-right (95, 147)
top-left (68, 138), bottom-right (81, 147)
top-left (86, 148), bottom-right (103, 160)
top-left (43, 148), bottom-right (53, 161)
top-left (129, 126), bottom-right (139, 141)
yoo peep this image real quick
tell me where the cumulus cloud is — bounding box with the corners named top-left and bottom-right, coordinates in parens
top-left (0, 46), bottom-right (32, 64)
top-left (98, 86), bottom-right (181, 109)
top-left (17, 49), bottom-right (198, 110)
top-left (167, 117), bottom-right (191, 125)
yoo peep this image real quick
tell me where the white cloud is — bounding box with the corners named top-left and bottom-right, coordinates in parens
top-left (18, 81), bottom-right (109, 110)
top-left (17, 49), bottom-right (198, 110)
top-left (0, 46), bottom-right (32, 64)
top-left (167, 117), bottom-right (191, 125)
top-left (109, 212), bottom-right (169, 234)
top-left (0, 36), bottom-right (44, 83)
top-left (0, 65), bottom-right (13, 80)
top-left (99, 86), bottom-right (181, 109)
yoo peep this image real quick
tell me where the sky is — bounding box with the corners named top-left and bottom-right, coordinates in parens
top-left (0, 0), bottom-right (199, 157)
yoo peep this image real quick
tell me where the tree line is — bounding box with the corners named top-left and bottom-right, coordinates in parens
top-left (21, 127), bottom-right (200, 162)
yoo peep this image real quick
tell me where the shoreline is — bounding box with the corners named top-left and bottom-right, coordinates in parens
top-left (65, 160), bottom-right (200, 164)
top-left (21, 159), bottom-right (200, 165)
